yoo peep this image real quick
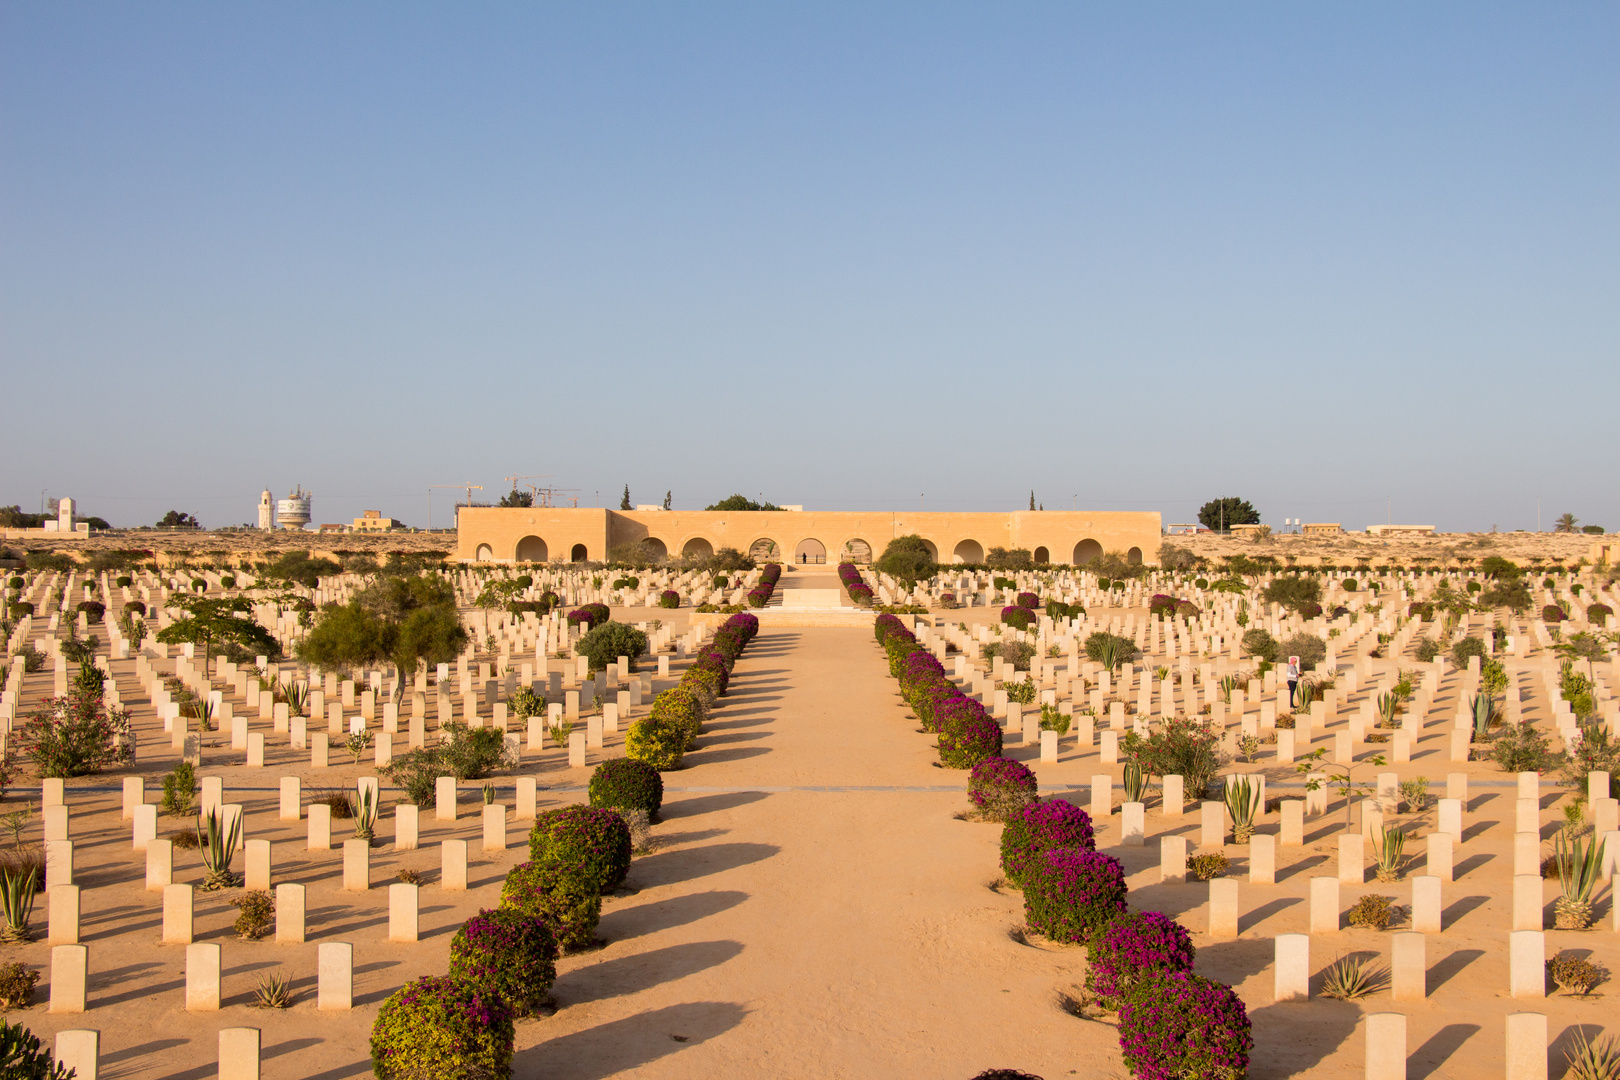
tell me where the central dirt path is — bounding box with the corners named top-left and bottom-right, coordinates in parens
top-left (521, 626), bottom-right (1113, 1080)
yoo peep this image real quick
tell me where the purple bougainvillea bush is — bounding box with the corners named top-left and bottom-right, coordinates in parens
top-left (1021, 847), bottom-right (1127, 943)
top-left (1116, 971), bottom-right (1253, 1080)
top-left (447, 907), bottom-right (558, 1017)
top-left (968, 756), bottom-right (1038, 821)
top-left (528, 806), bottom-right (632, 893)
top-left (1084, 909), bottom-right (1196, 1010)
top-left (999, 799), bottom-right (1095, 886)
top-left (369, 975), bottom-right (515, 1080)
top-left (937, 704), bottom-right (1003, 770)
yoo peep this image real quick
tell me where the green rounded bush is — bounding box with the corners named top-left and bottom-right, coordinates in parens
top-left (7, 602), bottom-right (34, 619)
top-left (114, 575), bottom-right (132, 587)
top-left (1588, 603), bottom-right (1613, 623)
top-left (626, 716), bottom-right (685, 771)
top-left (681, 663), bottom-right (724, 705)
top-left (528, 806), bottom-right (632, 893)
top-left (648, 686), bottom-right (705, 749)
top-left (500, 862), bottom-right (602, 952)
top-left (1449, 635), bottom-right (1487, 669)
top-left (588, 758), bottom-right (664, 817)
top-left (448, 907), bottom-right (558, 1017)
top-left (370, 975), bottom-right (514, 1080)
top-left (575, 620), bottom-right (649, 675)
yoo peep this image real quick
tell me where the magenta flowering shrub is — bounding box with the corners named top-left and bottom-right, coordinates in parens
top-left (1001, 606), bottom-right (1035, 630)
top-left (1588, 602), bottom-right (1613, 622)
top-left (448, 907), bottom-right (558, 1016)
top-left (723, 611), bottom-right (760, 641)
top-left (912, 683), bottom-right (960, 733)
top-left (841, 563), bottom-right (875, 606)
top-left (1015, 591), bottom-right (1040, 610)
top-left (898, 650), bottom-right (945, 698)
top-left (968, 756), bottom-right (1039, 821)
top-left (1147, 593), bottom-right (1179, 619)
top-left (1117, 971), bottom-right (1253, 1080)
top-left (940, 592), bottom-right (958, 609)
top-left (999, 799), bottom-right (1095, 885)
top-left (1542, 604), bottom-right (1565, 622)
top-left (567, 603), bottom-right (611, 629)
top-left (747, 583), bottom-right (774, 608)
top-left (369, 975), bottom-right (514, 1080)
top-left (760, 563), bottom-right (782, 585)
top-left (848, 582), bottom-right (874, 605)
top-left (658, 589), bottom-right (681, 609)
top-left (1084, 910), bottom-right (1196, 1009)
top-left (938, 708), bottom-right (1003, 770)
top-left (1174, 600), bottom-right (1200, 619)
top-left (1022, 848), bottom-right (1127, 943)
top-left (528, 806), bottom-right (632, 893)
top-left (1298, 601), bottom-right (1323, 618)
top-left (873, 613), bottom-right (907, 645)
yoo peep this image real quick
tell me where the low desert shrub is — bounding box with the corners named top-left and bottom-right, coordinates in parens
top-left (228, 890), bottom-right (275, 940)
top-left (967, 757), bottom-right (1038, 821)
top-left (1543, 604), bottom-right (1566, 623)
top-left (1275, 633), bottom-right (1326, 672)
top-left (999, 799), bottom-right (1096, 886)
top-left (1449, 636), bottom-right (1487, 670)
top-left (369, 975), bottom-right (514, 1080)
top-left (1021, 847), bottom-right (1126, 944)
top-left (588, 758), bottom-right (664, 818)
top-left (1084, 910), bottom-right (1196, 1010)
top-left (1547, 951), bottom-right (1605, 995)
top-left (1347, 894), bottom-right (1397, 931)
top-left (0, 962), bottom-right (40, 1009)
top-left (575, 621), bottom-right (649, 675)
top-left (528, 806), bottom-right (632, 893)
top-left (448, 907), bottom-right (558, 1016)
top-left (658, 590), bottom-right (680, 609)
top-left (1189, 852), bottom-right (1229, 880)
top-left (566, 603), bottom-right (611, 630)
top-left (499, 862), bottom-right (602, 952)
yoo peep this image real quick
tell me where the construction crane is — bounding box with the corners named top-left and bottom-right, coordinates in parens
top-left (530, 485), bottom-right (580, 508)
top-left (500, 475), bottom-right (551, 507)
top-left (428, 484), bottom-right (484, 530)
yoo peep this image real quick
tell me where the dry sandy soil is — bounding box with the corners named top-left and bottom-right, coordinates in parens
top-left (2, 571), bottom-right (1615, 1079)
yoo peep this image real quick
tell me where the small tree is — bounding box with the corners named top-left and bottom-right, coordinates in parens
top-left (619, 485), bottom-right (631, 511)
top-left (157, 510), bottom-right (200, 528)
top-left (1296, 746), bottom-right (1388, 827)
top-left (158, 597), bottom-right (277, 669)
top-left (498, 489), bottom-right (533, 508)
top-left (1198, 497), bottom-right (1260, 533)
top-left (1554, 513), bottom-right (1578, 534)
top-left (876, 535), bottom-right (938, 586)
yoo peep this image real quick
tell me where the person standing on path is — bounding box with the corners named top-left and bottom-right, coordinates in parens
top-left (1285, 655), bottom-right (1301, 709)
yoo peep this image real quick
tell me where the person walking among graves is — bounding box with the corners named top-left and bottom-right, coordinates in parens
top-left (1285, 655), bottom-right (1301, 709)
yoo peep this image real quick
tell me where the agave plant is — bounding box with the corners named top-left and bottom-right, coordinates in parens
top-left (1469, 693), bottom-right (1495, 741)
top-left (1095, 635), bottom-right (1127, 673)
top-left (253, 970), bottom-right (297, 1009)
top-left (1218, 674), bottom-right (1238, 705)
top-left (1296, 680), bottom-right (1318, 710)
top-left (1224, 776), bottom-right (1260, 843)
top-left (1123, 757), bottom-right (1146, 804)
top-left (1553, 831), bottom-right (1606, 929)
top-left (1374, 826), bottom-right (1407, 883)
top-left (189, 697), bottom-right (215, 733)
top-left (1565, 1027), bottom-right (1620, 1080)
top-left (197, 807), bottom-right (242, 891)
top-left (283, 680), bottom-right (310, 717)
top-left (353, 786), bottom-right (377, 842)
top-left (1320, 953), bottom-right (1387, 1000)
top-left (1375, 692), bottom-right (1400, 728)
top-left (0, 865), bottom-right (39, 944)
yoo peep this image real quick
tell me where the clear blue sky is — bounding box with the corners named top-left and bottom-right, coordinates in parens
top-left (3, 4), bottom-right (1615, 532)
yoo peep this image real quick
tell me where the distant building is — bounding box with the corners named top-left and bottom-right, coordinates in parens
top-left (1366, 525), bottom-right (1436, 537)
top-left (352, 511), bottom-right (397, 531)
top-left (317, 523), bottom-right (348, 534)
top-left (258, 490), bottom-right (274, 531)
top-left (276, 486), bottom-right (312, 530)
top-left (1301, 523), bottom-right (1343, 537)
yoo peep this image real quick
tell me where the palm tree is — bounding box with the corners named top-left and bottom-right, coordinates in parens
top-left (1554, 513), bottom-right (1578, 533)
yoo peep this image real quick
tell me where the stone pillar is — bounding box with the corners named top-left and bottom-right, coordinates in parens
top-left (1426, 833), bottom-right (1453, 882)
top-left (481, 804), bottom-right (506, 852)
top-left (1309, 877), bottom-right (1340, 933)
top-left (1273, 934), bottom-right (1309, 1001)
top-left (1436, 798), bottom-right (1462, 841)
top-left (45, 840), bottom-right (74, 887)
top-left (49, 945), bottom-right (87, 1012)
top-left (1504, 1012), bottom-right (1548, 1080)
top-left (395, 804), bottom-right (419, 851)
top-left (1121, 802), bottom-right (1145, 846)
top-left (163, 884), bottom-right (193, 944)
top-left (1391, 931), bottom-right (1426, 1001)
top-left (186, 942), bottom-right (221, 1011)
top-left (146, 839), bottom-right (173, 891)
top-left (1513, 832), bottom-right (1540, 877)
top-left (307, 804), bottom-right (331, 850)
top-left (47, 884), bottom-right (80, 945)
top-left (516, 778), bottom-right (537, 820)
top-left (1338, 833), bottom-right (1365, 884)
top-left (245, 840), bottom-right (271, 891)
top-left (317, 942), bottom-right (353, 1011)
top-left (275, 883), bottom-right (305, 943)
top-left (1411, 876), bottom-right (1442, 933)
top-left (1364, 1013), bottom-right (1407, 1080)
top-left (389, 882), bottom-right (419, 943)
top-left (1249, 834), bottom-right (1276, 885)
top-left (1160, 836), bottom-right (1187, 884)
top-left (435, 777), bottom-right (457, 821)
top-left (1515, 798), bottom-right (1539, 834)
top-left (219, 1027), bottom-right (261, 1080)
top-left (1090, 775), bottom-right (1111, 822)
top-left (278, 777), bottom-right (300, 820)
top-left (121, 777), bottom-right (144, 820)
top-left (1512, 875), bottom-right (1544, 931)
top-left (55, 1030), bottom-right (99, 1080)
top-left (132, 805), bottom-right (157, 850)
top-left (1200, 801), bottom-right (1225, 848)
top-left (1280, 801), bottom-right (1304, 846)
top-left (1509, 931), bottom-right (1544, 999)
top-left (1162, 775), bottom-right (1184, 816)
top-left (1208, 879), bottom-right (1238, 940)
top-left (442, 839), bottom-right (468, 890)
top-left (342, 839), bottom-right (370, 891)
top-left (568, 730), bottom-right (586, 767)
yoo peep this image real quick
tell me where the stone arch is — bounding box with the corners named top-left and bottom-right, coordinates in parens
top-left (515, 535), bottom-right (548, 563)
top-left (794, 538), bottom-right (826, 565)
top-left (953, 539), bottom-right (984, 564)
top-left (917, 538), bottom-right (938, 560)
top-left (474, 544), bottom-right (493, 562)
top-left (1073, 539), bottom-right (1103, 565)
top-left (749, 537), bottom-right (781, 561)
top-left (1033, 546), bottom-right (1050, 565)
top-left (1127, 546), bottom-right (1143, 565)
top-left (642, 537), bottom-right (668, 561)
top-left (840, 538), bottom-right (873, 563)
top-left (570, 543), bottom-right (589, 562)
top-left (682, 537), bottom-right (713, 559)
